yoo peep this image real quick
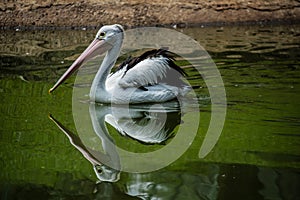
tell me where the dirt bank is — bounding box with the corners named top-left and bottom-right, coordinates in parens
top-left (0, 0), bottom-right (300, 28)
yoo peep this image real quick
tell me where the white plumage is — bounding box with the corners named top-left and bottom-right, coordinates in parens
top-left (117, 57), bottom-right (170, 88)
top-left (49, 24), bottom-right (190, 104)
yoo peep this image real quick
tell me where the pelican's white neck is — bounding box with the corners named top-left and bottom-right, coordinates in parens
top-left (89, 38), bottom-right (122, 103)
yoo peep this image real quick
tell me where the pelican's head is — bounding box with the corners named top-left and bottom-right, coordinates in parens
top-left (96, 24), bottom-right (124, 45)
top-left (49, 24), bottom-right (124, 93)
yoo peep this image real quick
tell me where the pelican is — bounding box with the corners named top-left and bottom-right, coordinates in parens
top-left (49, 24), bottom-right (190, 104)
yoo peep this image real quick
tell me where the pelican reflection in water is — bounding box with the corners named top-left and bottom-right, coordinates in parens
top-left (49, 24), bottom-right (190, 104)
top-left (49, 103), bottom-right (181, 182)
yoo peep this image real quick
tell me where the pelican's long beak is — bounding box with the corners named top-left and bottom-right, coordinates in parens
top-left (49, 39), bottom-right (111, 93)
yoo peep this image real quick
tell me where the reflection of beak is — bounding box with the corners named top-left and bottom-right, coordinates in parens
top-left (49, 39), bottom-right (111, 93)
top-left (48, 113), bottom-right (103, 166)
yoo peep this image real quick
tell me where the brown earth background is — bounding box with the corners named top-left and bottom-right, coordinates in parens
top-left (0, 0), bottom-right (300, 28)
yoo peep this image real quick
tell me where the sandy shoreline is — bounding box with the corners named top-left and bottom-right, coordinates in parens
top-left (1, 0), bottom-right (300, 28)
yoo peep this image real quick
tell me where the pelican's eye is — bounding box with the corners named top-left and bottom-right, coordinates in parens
top-left (98, 32), bottom-right (106, 39)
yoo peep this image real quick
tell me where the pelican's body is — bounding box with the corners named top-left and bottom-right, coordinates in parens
top-left (49, 24), bottom-right (189, 104)
top-left (96, 49), bottom-right (189, 104)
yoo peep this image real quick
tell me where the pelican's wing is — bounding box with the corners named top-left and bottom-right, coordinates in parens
top-left (115, 49), bottom-right (187, 89)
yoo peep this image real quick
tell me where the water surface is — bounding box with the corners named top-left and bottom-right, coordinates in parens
top-left (0, 24), bottom-right (299, 199)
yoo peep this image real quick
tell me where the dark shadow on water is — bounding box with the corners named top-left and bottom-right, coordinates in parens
top-left (1, 164), bottom-right (299, 199)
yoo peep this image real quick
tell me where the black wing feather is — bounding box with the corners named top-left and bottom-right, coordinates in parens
top-left (115, 48), bottom-right (188, 87)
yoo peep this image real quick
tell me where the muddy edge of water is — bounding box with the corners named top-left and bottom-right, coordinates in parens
top-left (0, 0), bottom-right (300, 28)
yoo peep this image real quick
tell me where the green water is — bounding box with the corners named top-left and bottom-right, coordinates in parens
top-left (0, 24), bottom-right (299, 199)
